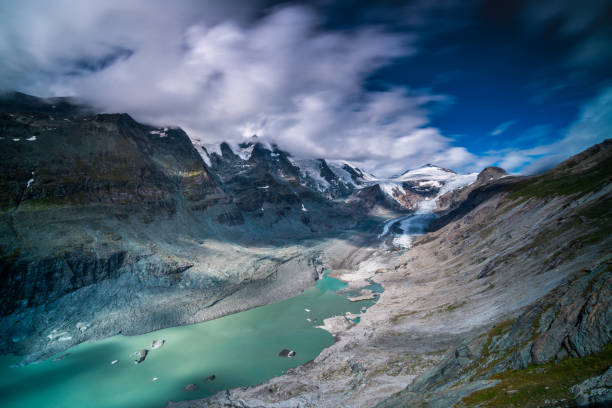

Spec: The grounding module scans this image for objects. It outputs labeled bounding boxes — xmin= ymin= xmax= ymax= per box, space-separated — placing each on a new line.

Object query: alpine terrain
xmin=0 ymin=92 xmax=611 ymax=408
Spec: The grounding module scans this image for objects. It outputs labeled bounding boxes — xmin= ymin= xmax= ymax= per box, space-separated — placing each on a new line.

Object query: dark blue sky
xmin=321 ymin=0 xmax=612 ymax=169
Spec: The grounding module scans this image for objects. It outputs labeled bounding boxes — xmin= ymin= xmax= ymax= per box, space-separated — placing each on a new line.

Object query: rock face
xmin=435 ymin=166 xmax=509 ymax=215
xmin=0 ymin=91 xmax=228 ymax=317
xmin=194 ymin=138 xmax=362 ymax=232
xmin=378 ymin=257 xmax=612 ymax=407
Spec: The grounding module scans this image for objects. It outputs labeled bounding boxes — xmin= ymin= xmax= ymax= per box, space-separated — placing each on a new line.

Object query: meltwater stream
xmin=0 ymin=274 xmax=382 ymax=408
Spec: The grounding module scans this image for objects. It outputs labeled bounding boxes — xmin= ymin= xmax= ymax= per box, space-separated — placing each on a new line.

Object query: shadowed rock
xmin=133 ymin=349 xmax=148 ymax=364
xmin=183 ymin=383 xmax=199 ymax=392
xmin=278 ymin=349 xmax=296 ymax=358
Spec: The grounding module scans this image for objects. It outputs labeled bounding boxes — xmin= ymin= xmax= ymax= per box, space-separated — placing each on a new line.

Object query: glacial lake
xmin=0 ymin=274 xmax=381 ymax=408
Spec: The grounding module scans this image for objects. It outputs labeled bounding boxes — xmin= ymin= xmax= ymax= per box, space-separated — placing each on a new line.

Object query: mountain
xmin=189 ymin=139 xmax=611 ymax=408
xmin=4 ymin=92 xmax=609 ymax=408
xmin=190 ymin=136 xmax=481 ymax=215
xmin=0 ymin=93 xmax=487 ymax=364
xmin=0 ymin=92 xmax=356 ymax=362
xmin=191 ymin=135 xmax=372 ymax=199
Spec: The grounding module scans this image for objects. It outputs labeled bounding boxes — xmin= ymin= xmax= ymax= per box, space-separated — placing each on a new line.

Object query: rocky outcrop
xmin=476 ymin=166 xmax=508 ymax=183
xmin=0 ymin=92 xmax=232 ymax=316
xmin=204 ymin=139 xmax=356 ymax=231
xmin=571 ymin=366 xmax=612 ymax=406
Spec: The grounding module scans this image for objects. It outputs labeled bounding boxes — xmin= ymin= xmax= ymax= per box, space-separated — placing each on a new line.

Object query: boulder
xmin=278 ymin=349 xmax=296 ymax=358
xmin=133 ymin=349 xmax=148 ymax=364
xmin=151 ymin=339 xmax=165 ymax=350
xmin=184 ymin=383 xmax=199 ymax=392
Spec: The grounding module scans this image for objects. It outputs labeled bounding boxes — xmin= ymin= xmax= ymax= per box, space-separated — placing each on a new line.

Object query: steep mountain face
xmin=194 ymin=137 xmax=367 ymax=200
xmin=0 ymin=93 xmax=230 ymax=316
xmin=193 ymin=137 xmax=481 ymax=216
xmin=181 ymin=139 xmax=611 ymax=408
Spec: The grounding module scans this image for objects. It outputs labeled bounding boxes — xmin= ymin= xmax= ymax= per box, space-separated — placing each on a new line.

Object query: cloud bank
xmin=0 ymin=0 xmax=477 ymax=176
xmin=485 ymin=86 xmax=612 ymax=174
xmin=0 ymin=0 xmax=608 ymax=177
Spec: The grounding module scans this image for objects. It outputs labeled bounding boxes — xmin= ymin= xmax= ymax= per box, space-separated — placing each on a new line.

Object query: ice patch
xmin=227 ymin=142 xmax=254 ymax=161
xmin=379 ymin=182 xmax=406 ymax=199
xmin=189 ymin=138 xmax=213 ymax=166
xmin=47 ymin=329 xmax=71 ymax=341
xmin=149 ymin=129 xmax=168 ymax=138
xmin=418 ymin=180 xmax=441 ymax=188
xmin=290 ymin=158 xmax=331 ymax=192
xmin=201 ymin=151 xmax=212 ymax=167
xmin=204 ymin=143 xmax=223 ymax=156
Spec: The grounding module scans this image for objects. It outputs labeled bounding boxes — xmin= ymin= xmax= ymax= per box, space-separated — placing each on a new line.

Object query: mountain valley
xmin=0 ymin=92 xmax=611 ymax=407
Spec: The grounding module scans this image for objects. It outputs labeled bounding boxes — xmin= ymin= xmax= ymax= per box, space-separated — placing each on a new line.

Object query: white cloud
xmin=0 ymin=1 xmax=480 ymax=177
xmin=490 ymin=120 xmax=516 ymax=136
xmin=487 ymin=86 xmax=612 ymax=174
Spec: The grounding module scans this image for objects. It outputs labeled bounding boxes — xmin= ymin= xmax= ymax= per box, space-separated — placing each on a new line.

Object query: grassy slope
xmin=462 ymin=343 xmax=612 ymax=407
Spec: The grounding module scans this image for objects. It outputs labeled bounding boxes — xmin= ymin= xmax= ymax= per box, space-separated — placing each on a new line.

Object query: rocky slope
xmin=172 ymin=139 xmax=611 ymax=407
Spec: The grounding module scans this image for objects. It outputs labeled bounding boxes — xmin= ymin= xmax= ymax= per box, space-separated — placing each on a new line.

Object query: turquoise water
xmin=0 ymin=274 xmax=380 ymax=408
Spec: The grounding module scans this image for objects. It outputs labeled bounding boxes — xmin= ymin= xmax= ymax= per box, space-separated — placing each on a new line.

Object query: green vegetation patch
xmin=462 ymin=343 xmax=612 ymax=407
xmin=509 ymin=157 xmax=612 ymax=199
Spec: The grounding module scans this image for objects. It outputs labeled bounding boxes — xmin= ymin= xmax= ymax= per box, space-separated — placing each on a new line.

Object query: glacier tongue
xmin=384 ymin=171 xmax=478 ymax=248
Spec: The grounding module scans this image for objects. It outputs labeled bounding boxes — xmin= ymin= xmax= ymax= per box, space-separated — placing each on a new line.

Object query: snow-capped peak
xmin=391 ymin=164 xmax=456 ymax=182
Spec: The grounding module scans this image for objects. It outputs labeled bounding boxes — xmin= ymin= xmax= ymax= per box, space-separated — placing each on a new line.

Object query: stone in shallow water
xmin=133 ymin=349 xmax=148 ymax=364
xmin=204 ymin=374 xmax=216 ymax=382
xmin=183 ymin=383 xmax=199 ymax=391
xmin=151 ymin=339 xmax=165 ymax=349
xmin=52 ymin=353 xmax=69 ymax=362
xmin=278 ymin=349 xmax=296 ymax=357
